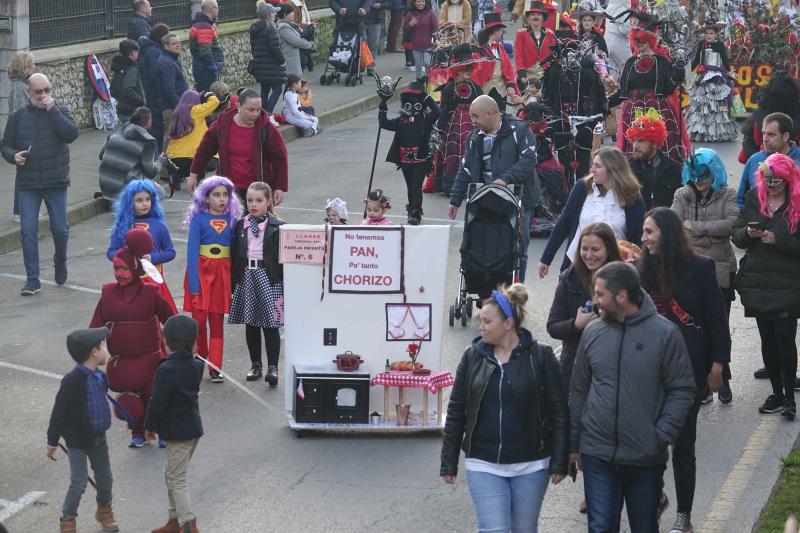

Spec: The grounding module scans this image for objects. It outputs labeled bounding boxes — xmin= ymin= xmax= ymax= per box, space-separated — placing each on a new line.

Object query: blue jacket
xmin=540 ymin=181 xmax=646 ymax=271
xmin=155 ymin=49 xmax=188 ymax=111
xmin=1 ymin=104 xmax=79 ymax=190
xmin=145 ymin=351 xmax=204 ymax=441
xmin=738 ymin=143 xmax=800 ymax=207
xmin=138 ymin=36 xmax=162 ymax=109
xmin=127 ymin=13 xmax=151 ymax=40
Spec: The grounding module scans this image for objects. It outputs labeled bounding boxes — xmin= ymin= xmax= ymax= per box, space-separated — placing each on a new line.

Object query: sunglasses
xmin=31 ymin=87 xmax=51 ymax=95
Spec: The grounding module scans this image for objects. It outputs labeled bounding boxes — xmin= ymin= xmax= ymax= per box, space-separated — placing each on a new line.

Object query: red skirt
xmin=443 ymin=102 xmax=473 ymax=176
xmin=183 ymin=256 xmax=231 ymax=314
xmin=617 ymin=90 xmax=690 ymax=161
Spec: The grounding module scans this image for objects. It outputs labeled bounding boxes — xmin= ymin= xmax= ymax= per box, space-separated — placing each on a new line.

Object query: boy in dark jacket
xmin=146 ymin=315 xmax=204 ymax=533
xmin=110 ymin=39 xmax=146 ymax=124
xmin=47 ymin=327 xmax=120 ymax=533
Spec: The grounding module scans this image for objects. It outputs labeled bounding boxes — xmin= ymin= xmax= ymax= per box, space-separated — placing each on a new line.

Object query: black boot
xmin=265 ymin=365 xmax=279 ymax=386
xmin=246 ymin=362 xmax=262 ymax=381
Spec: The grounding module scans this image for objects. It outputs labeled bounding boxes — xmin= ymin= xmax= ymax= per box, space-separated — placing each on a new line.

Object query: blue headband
xmin=491 ymin=290 xmax=514 ymax=320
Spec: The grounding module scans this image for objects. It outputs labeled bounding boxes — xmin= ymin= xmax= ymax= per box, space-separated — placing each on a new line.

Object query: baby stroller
xmin=449 ymin=183 xmax=522 ymax=327
xmin=320 ymin=17 xmax=364 ymax=87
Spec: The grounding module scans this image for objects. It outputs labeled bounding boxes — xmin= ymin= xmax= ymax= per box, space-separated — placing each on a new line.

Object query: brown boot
xmin=152 ymin=518 xmax=181 ymax=533
xmin=181 ymin=518 xmax=199 ymax=533
xmin=60 ymin=516 xmax=77 ymax=533
xmin=95 ymin=504 xmax=120 ymax=532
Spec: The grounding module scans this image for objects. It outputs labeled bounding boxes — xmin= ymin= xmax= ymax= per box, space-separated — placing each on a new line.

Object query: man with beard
xmin=569 ymin=261 xmax=695 ymax=532
xmin=625 ymin=109 xmax=682 ymax=210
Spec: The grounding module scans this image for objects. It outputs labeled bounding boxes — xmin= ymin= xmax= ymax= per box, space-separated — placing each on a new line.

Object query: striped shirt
xmin=479 ymin=130 xmax=497 ymax=183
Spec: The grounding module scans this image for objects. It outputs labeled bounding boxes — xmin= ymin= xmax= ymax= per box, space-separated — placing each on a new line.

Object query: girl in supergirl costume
xmin=107 ymin=179 xmax=177 ymax=314
xmin=229 ymin=182 xmax=286 ymax=386
xmin=184 ymin=175 xmax=242 ymax=383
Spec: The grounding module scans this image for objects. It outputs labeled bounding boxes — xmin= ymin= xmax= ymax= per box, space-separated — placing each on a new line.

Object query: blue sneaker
xmin=129 ymin=436 xmax=146 ymax=448
xmin=20 ymin=279 xmax=41 ymax=296
xmin=158 ymin=439 xmax=166 ymax=448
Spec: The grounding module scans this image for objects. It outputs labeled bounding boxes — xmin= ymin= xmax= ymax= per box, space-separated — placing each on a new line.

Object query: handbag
xmin=360 ymin=40 xmax=375 ymax=69
xmin=247 ymin=59 xmax=256 ymax=76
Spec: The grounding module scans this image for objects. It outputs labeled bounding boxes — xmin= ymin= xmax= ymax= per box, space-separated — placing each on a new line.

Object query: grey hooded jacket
xmin=98 ymin=123 xmax=160 ymax=200
xmin=569 ymin=293 xmax=696 ymax=467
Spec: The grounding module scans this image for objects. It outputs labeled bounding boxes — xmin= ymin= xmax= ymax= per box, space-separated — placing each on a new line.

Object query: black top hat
xmin=525 ymin=0 xmax=550 ymax=17
xmin=483 ymin=12 xmax=506 ymax=30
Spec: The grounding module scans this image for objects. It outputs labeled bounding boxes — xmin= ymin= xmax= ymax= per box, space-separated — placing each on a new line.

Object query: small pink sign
xmin=279 ymin=229 xmax=327 ymax=265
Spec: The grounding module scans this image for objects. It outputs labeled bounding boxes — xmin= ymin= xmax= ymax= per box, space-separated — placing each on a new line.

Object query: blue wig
xmin=682 ymin=148 xmax=729 ymax=190
xmin=111 ymin=179 xmax=166 ymax=245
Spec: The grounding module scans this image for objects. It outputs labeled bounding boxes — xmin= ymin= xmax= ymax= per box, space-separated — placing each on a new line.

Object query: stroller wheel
xmin=454 ymin=305 xmax=461 ymax=319
xmin=466 ymin=299 xmax=473 ymax=318
xmin=319 ymin=74 xmax=327 ymax=86
xmin=461 ymin=306 xmax=468 ymax=327
xmin=448 ymin=305 xmax=455 ymax=327
xmin=351 ymin=77 xmax=359 ymax=87
xmin=475 ymin=298 xmax=483 ymax=310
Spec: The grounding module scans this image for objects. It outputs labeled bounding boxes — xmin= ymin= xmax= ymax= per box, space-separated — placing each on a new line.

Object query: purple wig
xmin=184 ymin=175 xmax=243 ymax=229
xmin=168 ymin=90 xmax=201 ymax=139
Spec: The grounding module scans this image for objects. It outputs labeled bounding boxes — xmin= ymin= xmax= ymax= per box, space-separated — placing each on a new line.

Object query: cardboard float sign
xmin=328 ymin=226 xmax=404 ymax=293
xmin=279 ymin=229 xmax=327 ymax=265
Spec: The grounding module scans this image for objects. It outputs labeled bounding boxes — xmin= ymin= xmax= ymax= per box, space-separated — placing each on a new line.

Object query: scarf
xmin=249 ymin=214 xmax=268 ymax=237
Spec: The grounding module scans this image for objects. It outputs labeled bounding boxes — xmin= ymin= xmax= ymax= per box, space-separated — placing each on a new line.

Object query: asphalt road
xmin=0 ymin=110 xmax=797 ymax=533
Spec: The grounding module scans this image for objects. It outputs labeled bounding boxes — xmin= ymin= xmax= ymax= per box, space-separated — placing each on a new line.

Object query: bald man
xmin=1 ymin=73 xmax=79 ymax=295
xmin=190 ymin=0 xmax=224 ymax=91
xmin=448 ymin=95 xmax=540 ymax=281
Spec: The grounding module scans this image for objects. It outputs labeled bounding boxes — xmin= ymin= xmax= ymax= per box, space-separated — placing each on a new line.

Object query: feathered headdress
xmin=625 ymin=107 xmax=667 ymax=147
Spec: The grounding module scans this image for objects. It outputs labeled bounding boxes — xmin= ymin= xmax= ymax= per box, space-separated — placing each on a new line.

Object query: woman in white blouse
xmin=538 ymin=147 xmax=646 ymax=277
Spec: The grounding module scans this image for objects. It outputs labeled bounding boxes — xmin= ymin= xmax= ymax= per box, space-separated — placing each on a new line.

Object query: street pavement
xmin=1 ymin=65 xmax=799 ymax=533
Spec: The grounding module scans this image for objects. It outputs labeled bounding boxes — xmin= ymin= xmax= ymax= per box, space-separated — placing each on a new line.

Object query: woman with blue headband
xmin=671 ymin=147 xmax=738 ymax=404
xmin=440 ymin=283 xmax=568 ymax=532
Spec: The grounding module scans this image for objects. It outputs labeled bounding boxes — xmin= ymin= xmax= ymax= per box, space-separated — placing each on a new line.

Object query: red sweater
xmin=190 ymin=107 xmax=289 ymax=192
xmin=472 ymin=42 xmax=517 ymax=89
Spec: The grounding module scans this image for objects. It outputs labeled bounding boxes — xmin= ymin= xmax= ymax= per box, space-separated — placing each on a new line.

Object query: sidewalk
xmin=0 ymin=49 xmax=411 ymax=254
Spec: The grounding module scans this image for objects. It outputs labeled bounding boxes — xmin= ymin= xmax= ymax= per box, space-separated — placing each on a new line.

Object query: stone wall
xmin=33 ymin=13 xmax=336 ymax=129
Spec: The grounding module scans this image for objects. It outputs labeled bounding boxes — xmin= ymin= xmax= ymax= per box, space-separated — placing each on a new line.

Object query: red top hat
xmin=483 ymin=12 xmax=506 ymax=30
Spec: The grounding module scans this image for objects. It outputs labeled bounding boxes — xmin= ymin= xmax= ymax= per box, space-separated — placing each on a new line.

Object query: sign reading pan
xmin=328 ymin=226 xmax=404 ymax=294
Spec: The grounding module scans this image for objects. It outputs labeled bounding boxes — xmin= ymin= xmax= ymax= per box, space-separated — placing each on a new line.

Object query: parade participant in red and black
xmin=379 ymin=80 xmax=440 ymax=224
xmin=638 ymin=207 xmax=731 ymax=533
xmin=441 ymin=283 xmax=568 ymax=533
xmin=432 ymin=44 xmax=484 ymax=195
xmin=229 ymin=182 xmax=285 ymax=386
xmin=184 ymin=176 xmax=242 ymax=383
xmin=625 ymin=108 xmax=682 ymax=209
xmin=575 ymin=1 xmax=608 ymax=58
xmin=608 ymin=14 xmax=689 ymax=162
xmin=732 ymin=153 xmax=800 ymax=420
xmin=90 ymin=228 xmax=175 ymax=448
xmin=672 ymin=148 xmax=739 ymax=404
xmin=187 ymin=88 xmax=288 ymax=206
xmin=472 ymin=13 xmax=517 ymax=113
xmin=514 ymin=1 xmax=557 ymax=85
xmin=106 ymin=179 xmax=177 ymax=314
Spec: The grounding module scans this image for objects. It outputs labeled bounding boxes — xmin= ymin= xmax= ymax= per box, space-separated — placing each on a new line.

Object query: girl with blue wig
xmin=671 ymin=147 xmax=738 ymax=403
xmin=107 ymin=179 xmax=177 ymax=314
xmin=183 ymin=176 xmax=242 ymax=383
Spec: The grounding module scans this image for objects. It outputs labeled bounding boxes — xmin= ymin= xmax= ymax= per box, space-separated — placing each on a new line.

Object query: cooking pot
xmin=333 ymin=351 xmax=364 ymax=372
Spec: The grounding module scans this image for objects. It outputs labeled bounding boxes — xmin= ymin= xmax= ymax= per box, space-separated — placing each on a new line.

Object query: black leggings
xmin=756 ymin=316 xmax=798 ymax=401
xmin=245 ymin=325 xmax=281 ymax=367
xmin=402 ymin=163 xmax=426 ymax=218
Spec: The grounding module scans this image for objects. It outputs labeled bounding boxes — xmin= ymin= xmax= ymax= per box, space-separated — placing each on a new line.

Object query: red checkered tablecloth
xmin=370 ymin=370 xmax=455 ymax=393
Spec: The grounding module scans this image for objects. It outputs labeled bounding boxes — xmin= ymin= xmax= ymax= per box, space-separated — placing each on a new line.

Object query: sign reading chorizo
xmin=279 ymin=229 xmax=327 ymax=265
xmin=329 ymin=227 xmax=404 ymax=293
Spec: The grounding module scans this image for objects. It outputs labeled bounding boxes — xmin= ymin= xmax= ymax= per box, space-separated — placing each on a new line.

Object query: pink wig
xmin=183 ymin=175 xmax=243 ymax=229
xmin=757 ymin=153 xmax=800 ymax=234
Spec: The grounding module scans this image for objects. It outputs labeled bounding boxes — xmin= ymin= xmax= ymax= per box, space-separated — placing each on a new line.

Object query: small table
xmin=370 ymin=370 xmax=455 ymax=426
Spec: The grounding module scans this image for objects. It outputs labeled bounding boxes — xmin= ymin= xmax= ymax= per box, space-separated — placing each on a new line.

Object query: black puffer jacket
xmin=250 ymin=19 xmax=287 ymax=85
xmin=231 ymin=214 xmax=285 ymax=287
xmin=547 ymin=266 xmax=590 ymax=390
xmin=110 ymin=54 xmax=145 ymax=116
xmin=440 ymin=328 xmax=569 ymax=477
xmin=1 ymin=104 xmax=79 ymax=190
xmin=732 ymin=190 xmax=800 ymax=317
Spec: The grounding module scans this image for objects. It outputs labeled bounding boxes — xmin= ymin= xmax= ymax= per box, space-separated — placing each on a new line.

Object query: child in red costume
xmin=90 ymin=228 xmax=175 ymax=448
xmin=183 ymin=175 xmax=242 ymax=383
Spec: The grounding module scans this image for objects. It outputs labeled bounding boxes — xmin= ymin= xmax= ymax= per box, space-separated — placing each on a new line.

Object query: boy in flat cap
xmin=47 ymin=327 xmax=120 ymax=533
xmin=146 ymin=315 xmax=204 ymax=533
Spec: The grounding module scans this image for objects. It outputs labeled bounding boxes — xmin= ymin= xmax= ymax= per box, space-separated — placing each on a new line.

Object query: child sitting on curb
xmin=282 ymin=74 xmax=320 ymax=137
xmin=47 ymin=327 xmax=120 ymax=533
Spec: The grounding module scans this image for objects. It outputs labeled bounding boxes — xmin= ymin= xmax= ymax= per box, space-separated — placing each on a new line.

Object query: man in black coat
xmin=110 ymin=39 xmax=146 ymax=123
xmin=1 ymin=73 xmax=78 ymax=296
xmin=625 ymin=111 xmax=682 ymax=209
xmin=145 ymin=315 xmax=204 ymax=533
xmin=128 ymin=0 xmax=152 ymax=40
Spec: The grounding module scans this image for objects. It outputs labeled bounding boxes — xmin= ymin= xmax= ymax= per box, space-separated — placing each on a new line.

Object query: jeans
xmin=366 ymin=22 xmax=384 ymax=58
xmin=192 ymin=64 xmax=218 ymax=92
xmin=261 ymin=83 xmax=284 ymax=114
xmin=466 ymin=469 xmax=549 ymax=533
xmin=582 ymin=454 xmax=665 ymax=533
xmin=165 ymin=438 xmax=200 ymax=524
xmin=518 ymin=209 xmax=533 ymax=283
xmin=756 ymin=316 xmax=798 ymax=401
xmin=401 ymin=163 xmax=426 ymax=218
xmin=63 ymin=435 xmax=113 ymax=517
xmin=18 ymin=187 xmax=69 ymax=281
xmin=671 ymin=387 xmax=702 ymax=513
xmin=412 ymin=49 xmax=429 ymax=81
